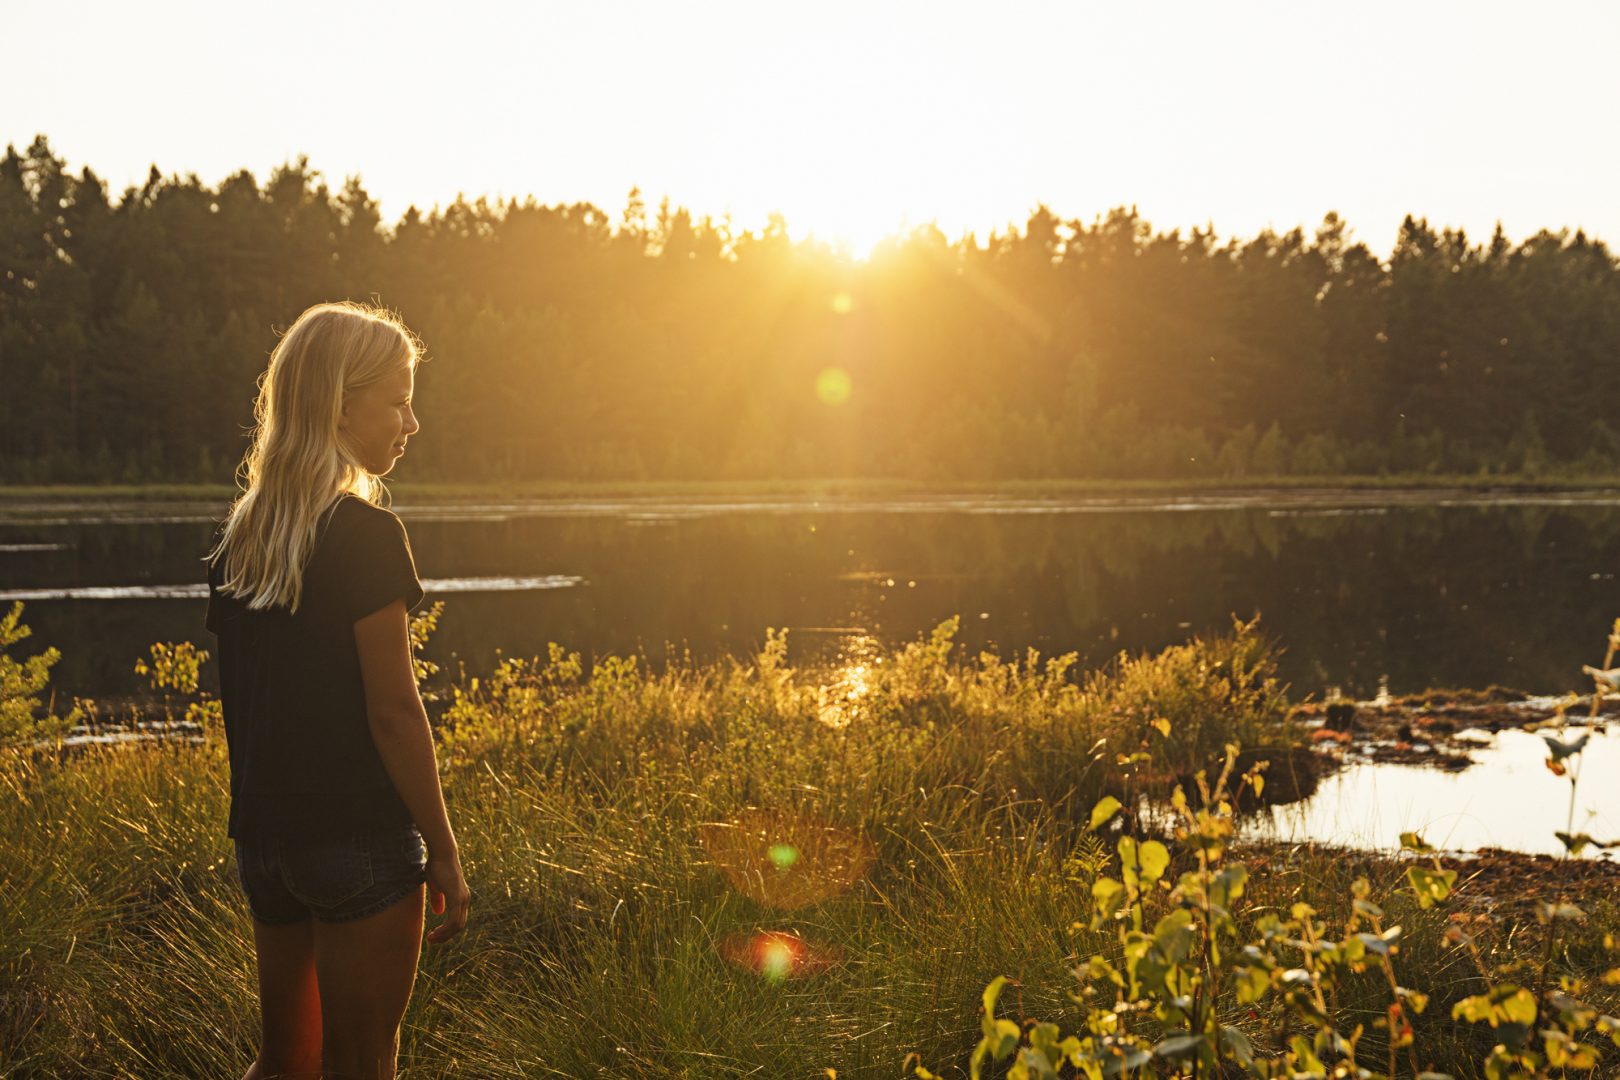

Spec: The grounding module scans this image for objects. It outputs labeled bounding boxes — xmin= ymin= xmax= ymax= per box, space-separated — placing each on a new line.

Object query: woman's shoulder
xmin=322 ymin=494 xmax=413 ymax=561
xmin=327 ymin=493 xmax=408 ymax=533
xmin=317 ymin=493 xmax=423 ymax=616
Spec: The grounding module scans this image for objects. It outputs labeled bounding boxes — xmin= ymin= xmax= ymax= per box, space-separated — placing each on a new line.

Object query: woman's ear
xmin=337 ymin=395 xmax=351 ymax=430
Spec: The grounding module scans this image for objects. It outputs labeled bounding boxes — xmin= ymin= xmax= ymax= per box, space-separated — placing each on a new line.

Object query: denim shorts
xmin=234 ymin=824 xmax=428 ymax=925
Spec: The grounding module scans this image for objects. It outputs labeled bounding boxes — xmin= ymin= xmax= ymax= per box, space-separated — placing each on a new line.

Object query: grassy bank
xmin=5 ymin=472 xmax=1620 ymax=505
xmin=3 ymin=619 xmax=1618 ymax=1077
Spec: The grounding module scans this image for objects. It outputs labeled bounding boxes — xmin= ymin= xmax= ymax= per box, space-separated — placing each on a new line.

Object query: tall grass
xmin=0 ymin=615 xmax=1610 ymax=1077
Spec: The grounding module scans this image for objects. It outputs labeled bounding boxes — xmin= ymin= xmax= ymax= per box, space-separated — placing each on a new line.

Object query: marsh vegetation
xmin=6 ymin=607 xmax=1620 ymax=1077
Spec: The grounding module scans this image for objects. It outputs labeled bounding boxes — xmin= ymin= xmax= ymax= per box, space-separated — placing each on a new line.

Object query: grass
xmin=2 ymin=618 xmax=1617 ymax=1077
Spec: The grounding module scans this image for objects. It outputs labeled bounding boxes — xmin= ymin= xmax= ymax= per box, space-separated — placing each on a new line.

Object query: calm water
xmin=5 ymin=491 xmax=1620 ymax=704
xmin=1255 ymin=726 xmax=1620 ymax=857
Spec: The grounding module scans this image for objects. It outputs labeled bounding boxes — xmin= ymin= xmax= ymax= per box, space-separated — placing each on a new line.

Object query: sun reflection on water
xmin=815 ymin=633 xmax=882 ymax=729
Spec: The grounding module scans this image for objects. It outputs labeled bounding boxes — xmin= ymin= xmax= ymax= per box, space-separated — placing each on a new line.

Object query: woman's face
xmin=340 ymin=365 xmax=419 ymax=475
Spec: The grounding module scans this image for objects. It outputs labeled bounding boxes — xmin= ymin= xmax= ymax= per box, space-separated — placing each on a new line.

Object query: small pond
xmin=1253 ymin=724 xmax=1620 ymax=858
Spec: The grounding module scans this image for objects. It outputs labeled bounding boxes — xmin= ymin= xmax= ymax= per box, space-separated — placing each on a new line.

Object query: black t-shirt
xmin=206 ymin=493 xmax=425 ymax=841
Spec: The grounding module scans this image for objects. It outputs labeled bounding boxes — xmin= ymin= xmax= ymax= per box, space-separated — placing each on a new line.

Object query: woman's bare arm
xmin=354 ymin=598 xmax=470 ymax=941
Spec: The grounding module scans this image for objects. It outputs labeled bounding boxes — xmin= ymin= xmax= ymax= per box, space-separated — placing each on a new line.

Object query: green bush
xmin=0 ymin=602 xmax=77 ymax=745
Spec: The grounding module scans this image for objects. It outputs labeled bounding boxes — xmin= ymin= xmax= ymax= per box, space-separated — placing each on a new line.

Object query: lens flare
xmin=830 ymin=292 xmax=855 ymax=315
xmin=815 ymin=367 xmax=853 ymax=406
xmin=719 ymin=930 xmax=839 ymax=982
xmin=699 ymin=809 xmax=876 ymax=909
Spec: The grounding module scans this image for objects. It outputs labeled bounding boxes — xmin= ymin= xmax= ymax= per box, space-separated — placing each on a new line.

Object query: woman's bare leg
xmin=242 ymin=916 xmax=322 ymax=1080
xmin=311 ymin=886 xmax=425 ymax=1080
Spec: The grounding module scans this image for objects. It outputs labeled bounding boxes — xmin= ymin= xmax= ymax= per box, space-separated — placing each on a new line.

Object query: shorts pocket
xmin=282 ymin=833 xmax=376 ymax=909
xmin=373 ymin=826 xmax=428 ymax=883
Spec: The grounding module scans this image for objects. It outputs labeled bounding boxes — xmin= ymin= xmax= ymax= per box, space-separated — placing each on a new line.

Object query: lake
xmin=5 ymin=490 xmax=1620 ymax=705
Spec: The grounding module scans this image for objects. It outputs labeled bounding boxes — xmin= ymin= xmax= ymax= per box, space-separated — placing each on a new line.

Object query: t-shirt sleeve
xmin=341 ymin=510 xmax=425 ymax=622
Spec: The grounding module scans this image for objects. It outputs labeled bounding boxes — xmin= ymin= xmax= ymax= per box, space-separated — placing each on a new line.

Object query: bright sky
xmin=6 ymin=0 xmax=1618 ymax=255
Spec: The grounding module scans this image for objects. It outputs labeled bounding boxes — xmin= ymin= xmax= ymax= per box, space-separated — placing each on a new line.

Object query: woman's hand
xmin=425 ymin=852 xmax=470 ymax=943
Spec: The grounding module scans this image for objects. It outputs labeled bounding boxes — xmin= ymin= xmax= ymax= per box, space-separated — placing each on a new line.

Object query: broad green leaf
xmin=1117 ymin=835 xmax=1138 ymax=867
xmin=1220 ymin=1025 xmax=1255 ymax=1066
xmin=1212 ymin=863 xmax=1248 ymax=907
xmin=981 ymin=975 xmax=1008 ymax=1018
xmin=1012 ymin=1045 xmax=1059 ymax=1080
xmin=1397 ymin=986 xmax=1430 ymax=1015
xmin=1085 ymin=953 xmax=1124 ymax=987
xmin=1399 ymin=830 xmax=1434 ymax=852
xmin=986 ymin=1018 xmax=1020 ymax=1061
xmin=1027 ymin=1022 xmax=1063 ymax=1059
xmin=969 ymin=1039 xmax=990 ymax=1080
xmin=1138 ymin=840 xmax=1170 ymax=885
xmin=1091 ymin=877 xmax=1125 ymax=927
xmin=1497 ymin=987 xmax=1537 ymax=1026
xmin=1406 ymin=864 xmax=1457 ymax=909
xmin=1089 ymin=796 xmax=1122 ymax=831
xmin=1452 ymin=984 xmax=1537 ymax=1028
xmin=1151 ymin=909 xmax=1197 ymax=963
xmin=1233 ymin=964 xmax=1270 ymax=1003
xmin=1288 ymin=1034 xmax=1326 ymax=1073
xmin=1543 ymin=1029 xmax=1599 ymax=1069
xmin=1452 ymin=993 xmax=1494 ymax=1024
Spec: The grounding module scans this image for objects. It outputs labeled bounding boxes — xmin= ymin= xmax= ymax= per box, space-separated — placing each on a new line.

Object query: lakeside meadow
xmin=10 ymin=6 xmax=1620 ymax=1076
xmin=8 ymin=606 xmax=1620 ymax=1078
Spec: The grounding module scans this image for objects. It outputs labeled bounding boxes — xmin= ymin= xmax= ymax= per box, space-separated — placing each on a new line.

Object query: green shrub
xmin=0 ymin=602 xmax=77 ymax=745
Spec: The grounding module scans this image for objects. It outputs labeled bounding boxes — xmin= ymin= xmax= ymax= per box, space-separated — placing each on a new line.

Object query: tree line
xmin=3 ymin=134 xmax=1618 ymax=484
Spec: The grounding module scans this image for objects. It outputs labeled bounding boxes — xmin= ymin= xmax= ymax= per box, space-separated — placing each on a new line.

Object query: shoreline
xmin=5 ymin=472 xmax=1620 ymax=504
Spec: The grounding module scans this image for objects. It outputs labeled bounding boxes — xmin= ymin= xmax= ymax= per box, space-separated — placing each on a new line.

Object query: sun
xmin=780 ymin=202 xmax=907 ymax=260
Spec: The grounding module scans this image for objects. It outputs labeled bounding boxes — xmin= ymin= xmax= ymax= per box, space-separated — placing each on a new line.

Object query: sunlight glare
xmin=815 ymin=367 xmax=853 ymax=406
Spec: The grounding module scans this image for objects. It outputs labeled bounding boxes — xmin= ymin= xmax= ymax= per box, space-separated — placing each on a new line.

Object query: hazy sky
xmin=6 ymin=0 xmax=1617 ymax=254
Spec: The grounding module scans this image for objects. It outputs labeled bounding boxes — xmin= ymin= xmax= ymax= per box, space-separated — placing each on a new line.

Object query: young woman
xmin=206 ymin=301 xmax=471 ymax=1080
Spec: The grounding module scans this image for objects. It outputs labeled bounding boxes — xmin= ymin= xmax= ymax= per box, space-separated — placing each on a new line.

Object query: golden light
xmin=719 ymin=929 xmax=839 ymax=982
xmin=817 ymin=661 xmax=871 ymax=729
xmin=699 ymin=809 xmax=876 ymax=910
xmin=815 ymin=367 xmax=853 ymax=406
xmin=830 ymin=292 xmax=855 ymax=315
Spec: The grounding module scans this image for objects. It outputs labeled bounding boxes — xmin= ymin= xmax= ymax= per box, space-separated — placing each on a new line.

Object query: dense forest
xmin=3 ymin=134 xmax=1618 ymax=484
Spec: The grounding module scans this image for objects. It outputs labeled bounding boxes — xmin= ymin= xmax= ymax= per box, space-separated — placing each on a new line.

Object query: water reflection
xmin=7 ymin=497 xmax=1620 ymax=701
xmin=814 ymin=633 xmax=881 ymax=729
xmin=0 ymin=575 xmax=585 ymax=602
xmin=1256 ymin=727 xmax=1620 ymax=857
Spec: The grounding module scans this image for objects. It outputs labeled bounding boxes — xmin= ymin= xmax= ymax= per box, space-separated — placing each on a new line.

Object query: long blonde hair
xmin=210 ymin=301 xmax=422 ymax=611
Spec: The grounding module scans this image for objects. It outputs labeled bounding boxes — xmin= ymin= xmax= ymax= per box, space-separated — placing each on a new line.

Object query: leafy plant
xmin=1 ymin=601 xmax=78 ymax=745
xmin=134 ymin=640 xmax=221 ymax=733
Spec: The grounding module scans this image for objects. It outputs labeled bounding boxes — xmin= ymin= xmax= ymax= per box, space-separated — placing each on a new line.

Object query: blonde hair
xmin=210 ymin=301 xmax=422 ymax=611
